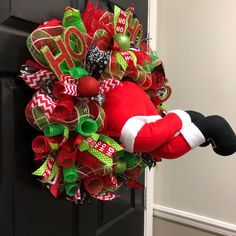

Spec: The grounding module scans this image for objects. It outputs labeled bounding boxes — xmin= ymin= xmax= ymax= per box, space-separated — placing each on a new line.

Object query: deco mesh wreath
xmin=19 ymin=2 xmax=171 ymax=202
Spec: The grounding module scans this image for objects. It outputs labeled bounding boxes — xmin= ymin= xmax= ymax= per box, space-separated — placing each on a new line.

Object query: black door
xmin=0 ymin=1 xmax=148 ymax=235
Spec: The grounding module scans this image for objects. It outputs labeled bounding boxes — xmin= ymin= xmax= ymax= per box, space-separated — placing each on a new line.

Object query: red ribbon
xmin=102 ymin=173 xmax=118 ymax=191
xmin=49 ymin=169 xmax=63 ymax=197
xmin=32 ymin=135 xmax=67 ymax=154
xmin=42 ymin=157 xmax=55 ymax=180
xmin=30 ymin=90 xmax=57 ymax=118
xmin=50 ymin=99 xmax=75 ymax=122
xmin=83 ymin=177 xmax=104 ymax=195
xmin=57 ymin=148 xmax=77 ymax=168
xmin=115 ymin=10 xmax=127 ymax=34
xmin=53 ymin=75 xmax=78 ymax=99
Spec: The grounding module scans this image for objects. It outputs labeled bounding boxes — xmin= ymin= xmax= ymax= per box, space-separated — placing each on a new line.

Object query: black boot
xmin=186 ymin=110 xmax=205 ymax=122
xmin=186 ymin=110 xmax=210 ymax=147
xmin=194 ymin=115 xmax=236 ymax=156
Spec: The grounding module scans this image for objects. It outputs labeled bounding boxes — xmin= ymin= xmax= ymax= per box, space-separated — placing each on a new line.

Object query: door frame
xmin=144 ymin=0 xmax=158 ymax=235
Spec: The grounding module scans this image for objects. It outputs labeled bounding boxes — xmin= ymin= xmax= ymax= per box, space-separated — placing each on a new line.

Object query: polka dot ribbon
xmin=79 ymin=134 xmax=123 ymax=167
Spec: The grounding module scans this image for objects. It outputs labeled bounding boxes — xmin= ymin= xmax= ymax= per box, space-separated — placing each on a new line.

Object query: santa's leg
xmin=120 ymin=109 xmax=192 ymax=153
xmin=194 ymin=115 xmax=236 ymax=156
xmin=150 ymin=110 xmax=211 ymax=160
xmin=151 ymin=115 xmax=236 ymax=159
xmin=186 ymin=110 xmax=205 ymax=123
xmin=186 ymin=110 xmax=210 ymax=147
xmin=150 ymin=122 xmax=206 ymax=160
xmin=150 ymin=134 xmax=193 ymax=160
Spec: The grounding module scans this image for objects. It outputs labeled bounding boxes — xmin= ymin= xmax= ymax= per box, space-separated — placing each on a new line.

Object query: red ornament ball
xmin=77 ymin=76 xmax=100 ymax=97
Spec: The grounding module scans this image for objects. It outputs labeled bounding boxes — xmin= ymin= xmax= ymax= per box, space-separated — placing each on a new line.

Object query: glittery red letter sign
xmin=26 ymin=24 xmax=64 ymax=68
xmin=41 ymin=36 xmax=75 ymax=79
xmin=64 ymin=26 xmax=87 ymax=63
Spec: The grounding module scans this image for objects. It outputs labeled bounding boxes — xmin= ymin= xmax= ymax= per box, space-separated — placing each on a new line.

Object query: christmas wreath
xmin=19 ymin=2 xmax=236 ymax=203
xmin=19 ymin=2 xmax=170 ymax=202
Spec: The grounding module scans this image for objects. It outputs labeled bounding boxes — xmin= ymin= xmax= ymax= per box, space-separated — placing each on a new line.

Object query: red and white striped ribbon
xmin=98 ymin=79 xmax=122 ymax=95
xmin=92 ymin=192 xmax=119 ymax=201
xmin=30 ymin=90 xmax=57 ymax=118
xmin=22 ymin=69 xmax=56 ymax=89
xmin=42 ymin=157 xmax=55 ymax=180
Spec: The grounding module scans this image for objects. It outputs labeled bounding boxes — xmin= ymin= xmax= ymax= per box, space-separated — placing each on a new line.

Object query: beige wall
xmin=154 ymin=0 xmax=236 ymax=230
xmin=153 ymin=217 xmax=220 ymax=236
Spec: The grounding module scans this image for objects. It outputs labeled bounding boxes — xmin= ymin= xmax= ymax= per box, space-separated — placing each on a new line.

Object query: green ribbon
xmin=43 ymin=125 xmax=69 ymax=152
xmin=63 ymin=165 xmax=78 ymax=183
xmin=79 ymin=134 xmax=123 ymax=167
xmin=77 ymin=117 xmax=98 ymax=136
xmin=44 ymin=124 xmax=65 ymax=137
xmin=79 ymin=133 xmax=100 ymax=152
xmin=128 ymin=50 xmax=137 ymax=66
xmin=32 ymin=107 xmax=50 ymax=130
xmin=65 ymin=182 xmax=79 ymax=196
xmin=49 ymin=143 xmax=59 ymax=152
xmin=115 ymin=52 xmax=128 ymax=71
xmin=41 ymin=163 xmax=59 ymax=183
xmin=114 ymin=5 xmax=120 ymax=32
xmin=95 ymin=106 xmax=105 ymax=130
xmin=99 ymin=135 xmax=123 ymax=152
xmin=113 ymin=159 xmax=127 ymax=174
xmin=63 ymin=163 xmax=79 ymax=196
xmin=62 ymin=7 xmax=86 ymax=32
xmin=32 ymin=156 xmax=59 ymax=183
xmin=146 ymin=51 xmax=159 ymax=72
xmin=62 ymin=67 xmax=88 ymax=79
xmin=115 ymin=50 xmax=137 ymax=71
xmin=114 ymin=5 xmax=129 ymax=34
xmin=32 ymin=157 xmax=49 ymax=176
xmin=121 ymin=152 xmax=141 ymax=169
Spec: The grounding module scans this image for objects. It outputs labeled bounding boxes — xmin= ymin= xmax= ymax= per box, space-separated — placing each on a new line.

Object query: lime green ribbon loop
xmin=43 ymin=124 xmax=69 ymax=152
xmin=115 ymin=50 xmax=137 ymax=71
xmin=44 ymin=124 xmax=65 ymax=137
xmin=114 ymin=5 xmax=129 ymax=34
xmin=115 ymin=52 xmax=128 ymax=71
xmin=32 ymin=158 xmax=49 ymax=176
xmin=146 ymin=51 xmax=160 ymax=72
xmin=128 ymin=50 xmax=137 ymax=66
xmin=77 ymin=117 xmax=98 ymax=136
xmin=32 ymin=156 xmax=59 ymax=183
xmin=65 ymin=182 xmax=79 ymax=196
xmin=62 ymin=7 xmax=86 ymax=32
xmin=63 ymin=165 xmax=79 ymax=196
xmin=63 ymin=165 xmax=78 ymax=183
xmin=62 ymin=67 xmax=88 ymax=79
xmin=41 ymin=163 xmax=59 ymax=183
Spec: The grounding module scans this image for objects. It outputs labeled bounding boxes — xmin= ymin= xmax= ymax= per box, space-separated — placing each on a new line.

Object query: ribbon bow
xmin=112 ymin=5 xmax=137 ymax=71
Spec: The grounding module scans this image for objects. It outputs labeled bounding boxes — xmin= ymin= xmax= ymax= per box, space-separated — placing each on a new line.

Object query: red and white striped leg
xmin=120 ymin=110 xmax=192 ymax=153
xmin=151 ymin=123 xmax=206 ymax=160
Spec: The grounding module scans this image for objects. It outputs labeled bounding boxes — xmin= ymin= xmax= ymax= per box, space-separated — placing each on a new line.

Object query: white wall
xmin=154 ymin=0 xmax=236 ymax=225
